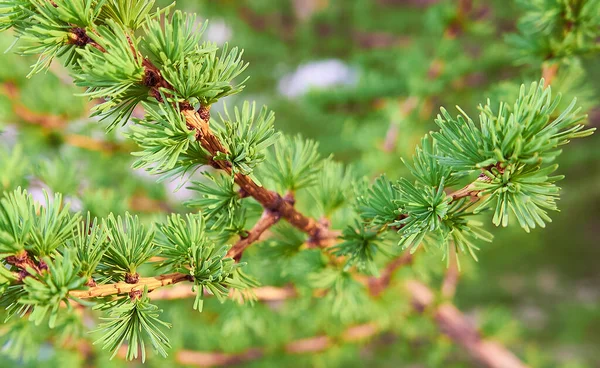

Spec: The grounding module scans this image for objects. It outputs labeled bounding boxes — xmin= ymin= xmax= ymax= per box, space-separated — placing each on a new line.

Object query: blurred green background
xmin=0 ymin=0 xmax=598 ymax=367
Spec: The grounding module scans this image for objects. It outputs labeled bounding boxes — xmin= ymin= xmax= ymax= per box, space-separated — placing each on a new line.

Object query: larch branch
xmin=69 ymin=273 xmax=192 ymax=299
xmin=405 ymin=281 xmax=528 ymax=368
xmin=227 ymin=209 xmax=281 ymax=261
xmin=367 ymin=252 xmax=414 ymax=296
xmin=441 ymin=243 xmax=460 ymax=299
xmin=174 ymin=323 xmax=379 ymax=367
xmin=181 ymin=109 xmax=335 ymax=246
xmin=62 ymin=25 xmax=336 ymax=247
xmin=382 ymin=96 xmax=419 ymax=152
xmin=542 ymin=62 xmax=559 ymax=87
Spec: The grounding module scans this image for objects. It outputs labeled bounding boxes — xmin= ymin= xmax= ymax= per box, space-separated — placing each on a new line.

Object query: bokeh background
xmin=0 ymin=0 xmax=599 ymax=367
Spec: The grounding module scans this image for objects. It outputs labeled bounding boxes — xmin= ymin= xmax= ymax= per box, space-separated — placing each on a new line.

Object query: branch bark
xmin=63 ymin=26 xmax=337 ymax=247
xmin=226 ymin=209 xmax=281 ymax=261
xmin=542 ymin=62 xmax=559 ymax=87
xmin=382 ymin=96 xmax=419 ymax=152
xmin=69 ymin=273 xmax=192 ymax=299
xmin=175 ymin=323 xmax=379 ymax=367
xmin=441 ymin=243 xmax=460 ymax=300
xmin=405 ymin=281 xmax=528 ymax=368
xmin=181 ymin=109 xmax=335 ymax=246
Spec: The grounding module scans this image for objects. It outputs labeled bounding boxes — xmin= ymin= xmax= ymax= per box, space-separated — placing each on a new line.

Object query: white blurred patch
xmin=278 ymin=59 xmax=358 ymax=98
xmin=64 ymin=195 xmax=83 ymax=212
xmin=205 ymin=19 xmax=232 ymax=45
xmin=28 ymin=184 xmax=51 ymax=205
xmin=165 ymin=175 xmax=198 ymax=203
xmin=0 ymin=125 xmax=19 ymax=147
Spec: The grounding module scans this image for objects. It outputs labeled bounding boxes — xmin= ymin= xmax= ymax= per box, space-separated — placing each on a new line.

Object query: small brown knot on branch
xmin=228 ymin=208 xmax=282 ymax=262
xmin=307 ymin=217 xmax=339 ymax=248
xmin=388 ymin=213 xmax=408 ymax=232
xmin=282 ymin=192 xmax=295 ymax=206
xmin=86 ymin=278 xmax=97 ymax=287
xmin=448 ymin=163 xmax=504 ymax=201
xmin=6 ymin=251 xmax=46 ymax=278
xmin=198 ymin=105 xmax=211 ymax=122
xmin=208 ymin=157 xmax=227 ymax=170
xmin=124 ymin=272 xmax=139 ymax=284
xmin=37 ymin=259 xmax=48 ymax=272
xmin=68 ymin=27 xmax=93 ymax=47
xmin=142 ymin=59 xmax=172 ymax=102
xmin=68 ymin=27 xmax=106 ymax=52
xmin=129 ymin=289 xmax=143 ymax=302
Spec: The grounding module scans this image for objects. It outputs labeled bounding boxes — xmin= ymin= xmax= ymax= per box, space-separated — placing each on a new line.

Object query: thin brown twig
xmin=1 ymin=82 xmax=67 ymax=129
xmin=72 ymin=26 xmax=336 ymax=247
xmin=367 ymin=252 xmax=414 ymax=296
xmin=542 ymin=62 xmax=559 ymax=87
xmin=382 ymin=96 xmax=419 ymax=152
xmin=68 ymin=211 xmax=282 ymax=300
xmin=72 ymin=25 xmax=337 ymax=246
xmin=174 ymin=323 xmax=380 ymax=367
xmin=148 ymin=284 xmax=298 ymax=302
xmin=405 ymin=281 xmax=528 ymax=368
xmin=226 ymin=209 xmax=281 ymax=261
xmin=182 ymin=109 xmax=336 ymax=246
xmin=441 ymin=243 xmax=460 ymax=300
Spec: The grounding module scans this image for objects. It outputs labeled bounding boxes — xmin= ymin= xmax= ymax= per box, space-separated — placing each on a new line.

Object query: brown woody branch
xmin=542 ymin=62 xmax=559 ymax=87
xmin=174 ymin=323 xmax=379 ymax=367
xmin=227 ymin=209 xmax=281 ymax=261
xmin=141 ymin=255 xmax=525 ymax=368
xmin=406 ymin=281 xmax=528 ymax=368
xmin=66 ymin=203 xmax=284 ymax=299
xmin=367 ymin=252 xmax=414 ymax=296
xmin=382 ymin=96 xmax=419 ymax=152
xmin=62 ymin=24 xmax=337 ymax=246
xmin=182 ymin=110 xmax=335 ymax=246
xmin=149 ymin=284 xmax=298 ymax=302
xmin=67 ymin=219 xmax=284 ymax=300
xmin=69 ymin=273 xmax=192 ymax=299
xmin=441 ymin=243 xmax=460 ymax=299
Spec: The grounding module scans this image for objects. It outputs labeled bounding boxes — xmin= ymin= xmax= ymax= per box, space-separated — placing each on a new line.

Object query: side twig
xmin=174 ymin=323 xmax=380 ymax=367
xmin=226 ymin=209 xmax=282 ymax=261
xmin=182 ymin=110 xmax=335 ymax=246
xmin=542 ymin=62 xmax=559 ymax=87
xmin=441 ymin=243 xmax=460 ymax=300
xmin=406 ymin=281 xmax=528 ymax=368
xmin=382 ymin=96 xmax=419 ymax=152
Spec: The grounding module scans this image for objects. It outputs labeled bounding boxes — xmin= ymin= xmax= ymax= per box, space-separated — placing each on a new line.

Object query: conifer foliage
xmin=0 ymin=0 xmax=597 ymax=365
